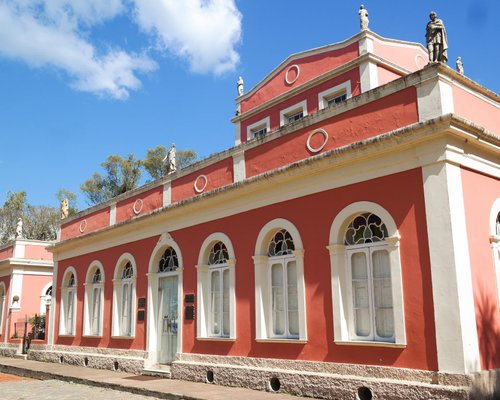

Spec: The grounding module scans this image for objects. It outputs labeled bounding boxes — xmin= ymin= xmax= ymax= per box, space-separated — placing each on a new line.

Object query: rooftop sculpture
xmin=426 ymin=11 xmax=448 ymax=63
xmin=359 ymin=5 xmax=369 ymax=31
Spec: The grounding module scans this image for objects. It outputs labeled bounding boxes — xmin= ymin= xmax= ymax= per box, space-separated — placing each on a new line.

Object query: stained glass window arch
xmin=268 ymin=229 xmax=295 ymax=257
xmin=344 ymin=213 xmax=389 ymax=246
xmin=158 ymin=247 xmax=179 ymax=273
xmin=68 ymin=273 xmax=75 ymax=287
xmin=122 ymin=261 xmax=134 ymax=279
xmin=208 ymin=242 xmax=229 ymax=265
xmin=92 ymin=268 xmax=102 ymax=284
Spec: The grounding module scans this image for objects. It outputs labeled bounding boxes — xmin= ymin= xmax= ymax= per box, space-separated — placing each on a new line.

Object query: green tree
xmin=0 ymin=191 xmax=27 ymax=243
xmin=0 ymin=192 xmax=59 ymax=245
xmin=142 ymin=145 xmax=197 ymax=181
xmin=81 ymin=154 xmax=142 ymax=205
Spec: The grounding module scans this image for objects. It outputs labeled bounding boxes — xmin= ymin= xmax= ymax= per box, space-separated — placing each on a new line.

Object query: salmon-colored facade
xmin=24 ymin=28 xmax=499 ymax=399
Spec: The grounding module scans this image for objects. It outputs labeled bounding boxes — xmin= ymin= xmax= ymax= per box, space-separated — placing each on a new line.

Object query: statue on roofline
xmin=359 ymin=5 xmax=369 ymax=31
xmin=237 ymin=76 xmax=244 ymax=96
xmin=426 ymin=11 xmax=448 ymax=63
xmin=60 ymin=198 xmax=69 ymax=219
xmin=164 ymin=143 xmax=176 ymax=174
xmin=456 ymin=56 xmax=464 ymax=74
xmin=16 ymin=218 xmax=23 ymax=239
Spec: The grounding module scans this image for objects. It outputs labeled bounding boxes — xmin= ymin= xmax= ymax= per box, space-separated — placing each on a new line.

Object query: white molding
xmin=489 ymin=199 xmax=500 ymax=320
xmin=254 ymin=219 xmax=306 ymax=341
xmin=234 ymin=121 xmax=242 ymax=146
xmin=232 ymin=151 xmax=246 ymax=183
xmin=417 ymin=76 xmax=454 ymax=122
xmin=359 ymin=35 xmax=374 ymax=54
xmin=422 ymin=161 xmax=480 ymax=373
xmin=9 ymin=272 xmax=23 ymax=310
xmin=196 ymin=232 xmax=236 ymax=340
xmin=0 ymin=281 xmax=6 ymax=340
xmin=109 ymin=203 xmax=117 ymax=226
xmin=359 ymin=61 xmax=379 ymax=93
xmin=52 ymin=122 xmax=499 ymax=261
xmin=112 ymin=253 xmax=137 ymax=338
xmin=12 ymin=242 xmax=25 ymax=258
xmin=328 ymin=202 xmax=405 ymax=346
xmin=163 ymin=182 xmax=171 ymax=207
xmin=246 ymin=117 xmax=270 ymax=141
xmin=317 ymin=81 xmax=351 ymax=111
xmin=39 ymin=281 xmax=52 ymax=315
xmin=279 ymin=100 xmax=308 ymax=128
xmin=145 ymin=233 xmax=183 ymax=367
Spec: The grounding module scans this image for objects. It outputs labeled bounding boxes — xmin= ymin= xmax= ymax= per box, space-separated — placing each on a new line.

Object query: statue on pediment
xmin=359 ymin=5 xmax=369 ymax=31
xmin=426 ymin=11 xmax=448 ymax=63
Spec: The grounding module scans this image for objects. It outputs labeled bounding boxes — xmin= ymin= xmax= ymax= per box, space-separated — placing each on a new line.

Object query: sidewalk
xmin=0 ymin=356 xmax=307 ymax=400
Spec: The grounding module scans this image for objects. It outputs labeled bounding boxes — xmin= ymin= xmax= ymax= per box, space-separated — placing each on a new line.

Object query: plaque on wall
xmin=184 ymin=294 xmax=195 ymax=303
xmin=185 ymin=305 xmax=195 ymax=320
xmin=137 ymin=310 xmax=145 ymax=321
xmin=138 ymin=298 xmax=146 ymax=308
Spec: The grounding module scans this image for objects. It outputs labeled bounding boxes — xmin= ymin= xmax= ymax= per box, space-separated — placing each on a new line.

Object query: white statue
xmin=15 ymin=218 xmax=23 ymax=239
xmin=167 ymin=143 xmax=176 ymax=174
xmin=456 ymin=56 xmax=464 ymax=74
xmin=237 ymin=76 xmax=244 ymax=96
xmin=61 ymin=198 xmax=69 ymax=219
xmin=359 ymin=5 xmax=369 ymax=31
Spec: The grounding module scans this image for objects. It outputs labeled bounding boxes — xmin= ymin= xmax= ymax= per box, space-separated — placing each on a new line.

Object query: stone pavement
xmin=0 ymin=357 xmax=308 ymax=400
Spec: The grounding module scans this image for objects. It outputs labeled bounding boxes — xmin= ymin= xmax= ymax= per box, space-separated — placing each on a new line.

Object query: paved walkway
xmin=0 ymin=357 xmax=307 ymax=400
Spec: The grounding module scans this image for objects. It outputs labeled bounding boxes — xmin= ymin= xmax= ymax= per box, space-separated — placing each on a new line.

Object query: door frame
xmin=146 ymin=233 xmax=183 ymax=367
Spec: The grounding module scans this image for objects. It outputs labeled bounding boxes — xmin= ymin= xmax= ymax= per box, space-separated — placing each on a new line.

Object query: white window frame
xmin=318 ymin=81 xmax=351 ymax=111
xmin=279 ymin=100 xmax=308 ymax=127
xmin=59 ymin=267 xmax=77 ymax=336
xmin=112 ymin=253 xmax=137 ymax=338
xmin=254 ymin=219 xmax=307 ymax=342
xmin=0 ymin=282 xmax=6 ymax=337
xmin=196 ymin=233 xmax=236 ymax=340
xmin=83 ymin=261 xmax=105 ymax=337
xmin=328 ymin=202 xmax=406 ymax=346
xmin=246 ymin=117 xmax=270 ymax=141
xmin=40 ymin=282 xmax=52 ymax=315
xmin=490 ymin=199 xmax=500 ymax=314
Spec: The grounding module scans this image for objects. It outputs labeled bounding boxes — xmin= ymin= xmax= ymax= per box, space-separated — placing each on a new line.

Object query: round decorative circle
xmin=306 ymin=128 xmax=329 ymax=153
xmin=194 ymin=175 xmax=208 ymax=193
xmin=79 ymin=219 xmax=87 ymax=233
xmin=285 ymin=64 xmax=300 ymax=85
xmin=133 ymin=198 xmax=143 ymax=215
xmin=415 ymin=54 xmax=427 ymax=69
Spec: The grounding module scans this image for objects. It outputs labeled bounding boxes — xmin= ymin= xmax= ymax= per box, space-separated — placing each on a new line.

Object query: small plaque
xmin=185 ymin=305 xmax=195 ymax=320
xmin=184 ymin=294 xmax=195 ymax=303
xmin=137 ymin=310 xmax=145 ymax=321
xmin=138 ymin=298 xmax=146 ymax=308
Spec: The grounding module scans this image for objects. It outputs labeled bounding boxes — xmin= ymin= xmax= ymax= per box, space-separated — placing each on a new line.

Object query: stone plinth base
xmin=27 ymin=344 xmax=146 ymax=374
xmin=171 ymin=354 xmax=472 ymax=400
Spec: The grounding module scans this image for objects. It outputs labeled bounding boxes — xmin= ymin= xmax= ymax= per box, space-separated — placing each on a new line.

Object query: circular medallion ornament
xmin=194 ymin=175 xmax=208 ymax=193
xmin=285 ymin=65 xmax=300 ymax=85
xmin=306 ymin=128 xmax=329 ymax=153
xmin=133 ymin=199 xmax=143 ymax=215
xmin=415 ymin=54 xmax=427 ymax=69
xmin=79 ymin=219 xmax=87 ymax=233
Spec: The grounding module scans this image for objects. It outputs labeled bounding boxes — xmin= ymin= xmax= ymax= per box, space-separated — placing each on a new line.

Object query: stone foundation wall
xmin=171 ymin=354 xmax=471 ymax=400
xmin=27 ymin=344 xmax=146 ymax=374
xmin=0 ymin=343 xmax=20 ymax=357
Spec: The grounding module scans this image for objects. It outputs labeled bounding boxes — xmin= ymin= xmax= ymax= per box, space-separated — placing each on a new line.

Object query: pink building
xmin=27 ymin=28 xmax=500 ymax=399
xmin=0 ymin=239 xmax=53 ymax=354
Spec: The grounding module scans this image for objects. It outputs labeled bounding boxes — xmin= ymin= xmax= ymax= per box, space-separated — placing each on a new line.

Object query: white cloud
xmin=0 ymin=0 xmax=242 ymax=99
xmin=0 ymin=0 xmax=156 ymax=99
xmin=133 ymin=0 xmax=242 ymax=74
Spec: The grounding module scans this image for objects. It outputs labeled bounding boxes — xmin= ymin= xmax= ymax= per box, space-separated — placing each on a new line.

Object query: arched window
xmin=268 ymin=230 xmax=298 ymax=338
xmin=84 ymin=262 xmax=104 ymax=337
xmin=208 ymin=241 xmax=230 ymax=337
xmin=59 ymin=269 xmax=77 ymax=336
xmin=254 ymin=219 xmax=307 ymax=341
xmin=158 ymin=247 xmax=179 ymax=273
xmin=329 ymin=202 xmax=405 ymax=345
xmin=40 ymin=283 xmax=52 ymax=315
xmin=112 ymin=255 xmax=137 ymax=337
xmin=344 ymin=213 xmax=393 ymax=342
xmin=490 ymin=202 xmax=500 ymax=314
xmin=197 ymin=233 xmax=236 ymax=339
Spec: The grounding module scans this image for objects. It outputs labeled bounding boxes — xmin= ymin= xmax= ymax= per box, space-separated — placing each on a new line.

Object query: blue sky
xmin=0 ymin=0 xmax=497 ymax=211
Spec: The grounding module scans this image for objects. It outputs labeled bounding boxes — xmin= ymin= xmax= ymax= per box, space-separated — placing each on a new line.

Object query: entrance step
xmin=142 ymin=364 xmax=171 ymax=379
xmin=13 ymin=354 xmax=27 ymax=360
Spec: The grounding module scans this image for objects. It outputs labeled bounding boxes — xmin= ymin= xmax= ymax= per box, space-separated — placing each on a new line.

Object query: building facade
xmin=29 ymin=29 xmax=499 ymax=399
xmin=0 ymin=239 xmax=53 ymax=354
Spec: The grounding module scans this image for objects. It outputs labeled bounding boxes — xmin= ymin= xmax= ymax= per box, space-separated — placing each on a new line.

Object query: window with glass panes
xmin=208 ymin=241 xmax=230 ymax=337
xmin=90 ymin=268 xmax=102 ymax=336
xmin=63 ymin=272 xmax=76 ymax=335
xmin=345 ymin=213 xmax=394 ymax=342
xmin=268 ymin=229 xmax=298 ymax=338
xmin=120 ymin=262 xmax=134 ymax=336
